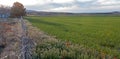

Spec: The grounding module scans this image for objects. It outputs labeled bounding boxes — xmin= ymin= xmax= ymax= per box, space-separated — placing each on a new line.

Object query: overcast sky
xmin=0 ymin=0 xmax=120 ymax=13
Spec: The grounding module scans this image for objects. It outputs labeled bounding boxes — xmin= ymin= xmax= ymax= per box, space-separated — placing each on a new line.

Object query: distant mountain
xmin=26 ymin=10 xmax=76 ymax=16
xmin=26 ymin=10 xmax=120 ymax=16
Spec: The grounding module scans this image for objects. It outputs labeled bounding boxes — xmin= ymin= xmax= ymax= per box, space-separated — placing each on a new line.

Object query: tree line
xmin=0 ymin=2 xmax=26 ymax=18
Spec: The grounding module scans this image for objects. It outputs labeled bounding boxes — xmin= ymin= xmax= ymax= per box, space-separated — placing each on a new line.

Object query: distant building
xmin=0 ymin=5 xmax=10 ymax=18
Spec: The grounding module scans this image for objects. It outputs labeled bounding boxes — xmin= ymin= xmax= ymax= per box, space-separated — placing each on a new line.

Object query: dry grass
xmin=0 ymin=19 xmax=21 ymax=59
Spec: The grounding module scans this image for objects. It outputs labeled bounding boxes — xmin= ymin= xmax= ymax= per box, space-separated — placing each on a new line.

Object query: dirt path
xmin=20 ymin=18 xmax=35 ymax=59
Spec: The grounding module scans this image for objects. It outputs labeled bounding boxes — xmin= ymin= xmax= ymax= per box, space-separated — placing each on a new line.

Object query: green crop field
xmin=25 ymin=16 xmax=120 ymax=58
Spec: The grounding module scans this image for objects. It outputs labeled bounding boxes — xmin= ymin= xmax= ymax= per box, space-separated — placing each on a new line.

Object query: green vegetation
xmin=33 ymin=40 xmax=112 ymax=59
xmin=25 ymin=16 xmax=120 ymax=58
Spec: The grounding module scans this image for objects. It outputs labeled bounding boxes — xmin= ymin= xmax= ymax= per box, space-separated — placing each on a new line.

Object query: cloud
xmin=52 ymin=0 xmax=74 ymax=3
xmin=77 ymin=0 xmax=93 ymax=2
xmin=0 ymin=0 xmax=37 ymax=6
xmin=96 ymin=0 xmax=120 ymax=5
xmin=44 ymin=4 xmax=120 ymax=13
xmin=18 ymin=0 xmax=120 ymax=13
xmin=26 ymin=0 xmax=95 ymax=10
